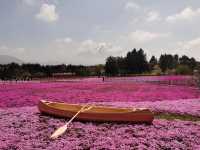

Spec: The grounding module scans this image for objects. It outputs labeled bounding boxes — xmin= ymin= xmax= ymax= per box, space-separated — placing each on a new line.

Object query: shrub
xmin=175 ymin=65 xmax=192 ymax=75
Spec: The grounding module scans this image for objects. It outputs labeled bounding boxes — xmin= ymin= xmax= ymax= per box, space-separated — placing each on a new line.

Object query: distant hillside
xmin=0 ymin=55 xmax=23 ymax=64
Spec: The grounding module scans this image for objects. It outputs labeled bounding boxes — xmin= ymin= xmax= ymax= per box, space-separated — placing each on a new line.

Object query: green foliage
xmin=156 ymin=113 xmax=200 ymax=121
xmin=158 ymin=54 xmax=197 ymax=75
xmin=105 ymin=56 xmax=119 ymax=76
xmin=93 ymin=64 xmax=104 ymax=76
xmin=149 ymin=56 xmax=158 ymax=71
xmin=149 ymin=56 xmax=157 ymax=66
xmin=179 ymin=55 xmax=197 ymax=70
xmin=1 ymin=63 xmax=23 ymax=80
xmin=159 ymin=54 xmax=175 ymax=72
xmin=105 ymin=48 xmax=149 ymax=76
xmin=105 ymin=49 xmax=198 ymax=76
xmin=151 ymin=65 xmax=162 ymax=75
xmin=175 ymin=65 xmax=192 ymax=75
xmin=0 ymin=63 xmax=105 ymax=80
xmin=0 ymin=49 xmax=198 ymax=79
xmin=75 ymin=67 xmax=90 ymax=76
xmin=126 ymin=48 xmax=149 ymax=74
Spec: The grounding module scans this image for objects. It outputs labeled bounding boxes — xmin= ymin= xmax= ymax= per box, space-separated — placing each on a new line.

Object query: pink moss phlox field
xmin=0 ymin=76 xmax=200 ymax=108
xmin=0 ymin=76 xmax=200 ymax=149
xmin=106 ymin=75 xmax=192 ymax=81
xmin=94 ymin=98 xmax=200 ymax=117
xmin=0 ymin=107 xmax=199 ymax=150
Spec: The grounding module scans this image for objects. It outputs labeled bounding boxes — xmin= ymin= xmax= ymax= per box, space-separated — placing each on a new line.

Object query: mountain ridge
xmin=0 ymin=55 xmax=23 ymax=64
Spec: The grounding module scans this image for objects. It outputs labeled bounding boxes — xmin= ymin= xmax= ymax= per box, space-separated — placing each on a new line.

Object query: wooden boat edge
xmin=38 ymin=100 xmax=154 ymax=123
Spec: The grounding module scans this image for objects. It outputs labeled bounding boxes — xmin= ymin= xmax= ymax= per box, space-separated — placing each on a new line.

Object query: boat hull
xmin=38 ymin=100 xmax=154 ymax=123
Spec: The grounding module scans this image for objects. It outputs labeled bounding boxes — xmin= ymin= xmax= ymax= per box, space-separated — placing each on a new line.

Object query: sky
xmin=0 ymin=0 xmax=200 ymax=65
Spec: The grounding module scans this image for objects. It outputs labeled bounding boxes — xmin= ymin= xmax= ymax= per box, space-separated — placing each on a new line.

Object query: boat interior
xmin=41 ymin=100 xmax=149 ymax=114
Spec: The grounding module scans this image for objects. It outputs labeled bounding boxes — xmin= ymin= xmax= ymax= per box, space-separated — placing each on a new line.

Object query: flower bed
xmin=0 ymin=106 xmax=199 ymax=150
xmin=0 ymin=79 xmax=200 ymax=108
xmin=1 ymin=76 xmax=200 ymax=149
xmin=94 ymin=98 xmax=200 ymax=117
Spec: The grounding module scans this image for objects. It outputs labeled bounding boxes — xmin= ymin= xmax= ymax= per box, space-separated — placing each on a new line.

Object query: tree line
xmin=0 ymin=63 xmax=104 ymax=80
xmin=0 ymin=48 xmax=199 ymax=80
xmin=105 ymin=48 xmax=199 ymax=76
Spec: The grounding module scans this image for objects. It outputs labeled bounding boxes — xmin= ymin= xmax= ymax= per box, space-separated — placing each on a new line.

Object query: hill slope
xmin=0 ymin=55 xmax=23 ymax=64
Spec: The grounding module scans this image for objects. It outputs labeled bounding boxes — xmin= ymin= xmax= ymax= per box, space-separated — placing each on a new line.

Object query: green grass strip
xmin=155 ymin=113 xmax=200 ymax=122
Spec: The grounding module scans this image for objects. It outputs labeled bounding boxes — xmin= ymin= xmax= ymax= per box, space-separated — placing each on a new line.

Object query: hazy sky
xmin=0 ymin=0 xmax=200 ymax=65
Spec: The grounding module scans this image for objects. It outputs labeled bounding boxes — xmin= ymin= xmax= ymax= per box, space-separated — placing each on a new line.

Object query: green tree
xmin=176 ymin=65 xmax=192 ymax=75
xmin=105 ymin=56 xmax=119 ymax=76
xmin=149 ymin=56 xmax=158 ymax=71
xmin=179 ymin=55 xmax=197 ymax=70
xmin=159 ymin=54 xmax=174 ymax=72
xmin=125 ymin=48 xmax=149 ymax=74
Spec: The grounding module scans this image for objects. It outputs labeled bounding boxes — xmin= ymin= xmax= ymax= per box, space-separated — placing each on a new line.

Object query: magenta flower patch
xmin=0 ymin=76 xmax=200 ymax=149
xmin=0 ymin=76 xmax=200 ymax=108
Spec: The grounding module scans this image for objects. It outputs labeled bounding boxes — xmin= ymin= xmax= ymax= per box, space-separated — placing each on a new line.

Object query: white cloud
xmin=176 ymin=38 xmax=200 ymax=59
xmin=0 ymin=45 xmax=9 ymax=50
xmin=36 ymin=3 xmax=59 ymax=22
xmin=50 ymin=39 xmax=123 ymax=65
xmin=51 ymin=38 xmax=123 ymax=64
xmin=63 ymin=38 xmax=72 ymax=43
xmin=78 ymin=40 xmax=102 ymax=55
xmin=96 ymin=42 xmax=122 ymax=55
xmin=166 ymin=7 xmax=200 ymax=23
xmin=125 ymin=2 xmax=140 ymax=10
xmin=56 ymin=37 xmax=72 ymax=44
xmin=146 ymin=11 xmax=161 ymax=22
xmin=0 ymin=45 xmax=26 ymax=56
xmin=129 ymin=11 xmax=161 ymax=24
xmin=16 ymin=48 xmax=25 ymax=53
xmin=178 ymin=38 xmax=200 ymax=50
xmin=22 ymin=0 xmax=35 ymax=6
xmin=81 ymin=40 xmax=96 ymax=48
xmin=78 ymin=40 xmax=123 ymax=56
xmin=129 ymin=30 xmax=170 ymax=43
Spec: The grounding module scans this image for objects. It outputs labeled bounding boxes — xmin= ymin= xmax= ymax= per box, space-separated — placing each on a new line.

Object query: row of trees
xmin=0 ymin=48 xmax=199 ymax=79
xmin=105 ymin=49 xmax=149 ymax=75
xmin=105 ymin=48 xmax=199 ymax=76
xmin=0 ymin=63 xmax=104 ymax=80
xmin=158 ymin=54 xmax=197 ymax=72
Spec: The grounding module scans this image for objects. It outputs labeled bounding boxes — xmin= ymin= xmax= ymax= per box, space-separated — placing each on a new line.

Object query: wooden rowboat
xmin=38 ymin=100 xmax=154 ymax=123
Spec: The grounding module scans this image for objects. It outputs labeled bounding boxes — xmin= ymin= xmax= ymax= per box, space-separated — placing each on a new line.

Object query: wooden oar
xmin=50 ymin=105 xmax=93 ymax=139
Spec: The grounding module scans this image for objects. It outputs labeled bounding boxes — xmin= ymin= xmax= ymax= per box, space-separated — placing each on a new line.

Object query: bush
xmin=175 ymin=65 xmax=192 ymax=75
xmin=151 ymin=65 xmax=162 ymax=75
xmin=166 ymin=69 xmax=176 ymax=75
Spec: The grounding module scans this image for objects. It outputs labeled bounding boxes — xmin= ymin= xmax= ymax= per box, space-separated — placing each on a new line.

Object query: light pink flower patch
xmin=0 ymin=106 xmax=199 ymax=150
xmin=94 ymin=98 xmax=200 ymax=117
